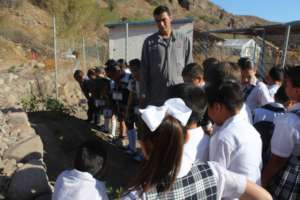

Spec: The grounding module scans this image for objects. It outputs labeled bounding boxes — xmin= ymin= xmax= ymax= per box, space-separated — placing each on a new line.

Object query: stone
xmin=7 ymin=112 xmax=30 ymax=127
xmin=0 ymin=78 xmax=4 ymax=85
xmin=2 ymin=159 xmax=17 ymax=177
xmin=7 ymin=159 xmax=52 ymax=200
xmin=4 ymin=135 xmax=43 ymax=163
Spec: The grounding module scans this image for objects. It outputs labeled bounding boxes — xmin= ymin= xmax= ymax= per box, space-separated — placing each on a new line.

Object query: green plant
xmin=106 ymin=185 xmax=123 ymax=199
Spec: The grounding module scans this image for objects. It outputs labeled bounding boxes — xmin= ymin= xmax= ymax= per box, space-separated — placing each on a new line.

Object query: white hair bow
xmin=139 ymin=98 xmax=192 ymax=132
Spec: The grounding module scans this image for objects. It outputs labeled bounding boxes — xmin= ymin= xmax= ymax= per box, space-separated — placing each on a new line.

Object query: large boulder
xmin=7 ymin=159 xmax=52 ymax=200
xmin=4 ymin=135 xmax=43 ymax=163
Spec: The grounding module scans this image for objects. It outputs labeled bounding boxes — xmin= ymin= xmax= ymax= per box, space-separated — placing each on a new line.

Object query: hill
xmin=0 ymin=0 xmax=273 ymax=69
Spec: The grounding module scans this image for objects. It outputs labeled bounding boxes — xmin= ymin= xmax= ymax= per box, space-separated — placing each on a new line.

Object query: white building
xmin=217 ymin=39 xmax=261 ymax=62
xmin=105 ymin=18 xmax=193 ymax=61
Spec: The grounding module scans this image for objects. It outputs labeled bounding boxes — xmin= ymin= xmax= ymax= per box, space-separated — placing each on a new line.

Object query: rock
xmin=36 ymin=62 xmax=45 ymax=69
xmin=6 ymin=95 xmax=17 ymax=107
xmin=2 ymin=159 xmax=17 ymax=177
xmin=7 ymin=112 xmax=30 ymax=127
xmin=7 ymin=159 xmax=52 ymax=200
xmin=4 ymin=135 xmax=43 ymax=163
xmin=7 ymin=73 xmax=18 ymax=84
xmin=0 ymin=78 xmax=4 ymax=85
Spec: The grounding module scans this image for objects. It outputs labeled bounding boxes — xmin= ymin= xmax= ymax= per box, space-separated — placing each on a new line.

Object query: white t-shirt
xmin=209 ymin=114 xmax=262 ymax=184
xmin=240 ymin=103 xmax=253 ymax=124
xmin=245 ymin=79 xmax=274 ymax=111
xmin=271 ymin=103 xmax=300 ymax=158
xmin=52 ymin=169 xmax=108 ymax=200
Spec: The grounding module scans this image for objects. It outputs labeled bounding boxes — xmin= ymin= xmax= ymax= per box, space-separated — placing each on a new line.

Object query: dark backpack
xmin=253 ymin=104 xmax=286 ymax=167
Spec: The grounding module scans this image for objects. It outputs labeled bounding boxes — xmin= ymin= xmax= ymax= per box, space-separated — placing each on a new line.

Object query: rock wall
xmin=0 ymin=110 xmax=52 ymax=200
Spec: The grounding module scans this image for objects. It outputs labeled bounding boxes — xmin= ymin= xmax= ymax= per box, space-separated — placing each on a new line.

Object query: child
xmin=262 ymin=65 xmax=300 ymax=199
xmin=253 ymin=86 xmax=288 ymax=167
xmin=181 ymin=63 xmax=205 ymax=88
xmin=238 ymin=57 xmax=273 ymax=111
xmin=52 ymin=141 xmax=108 ymax=200
xmin=94 ymin=66 xmax=106 ymax=78
xmin=206 ymin=80 xmax=262 ymax=184
xmin=125 ymin=59 xmax=141 ymax=157
xmin=265 ymin=66 xmax=284 ymax=99
xmin=105 ymin=61 xmax=130 ymax=140
xmin=87 ymin=68 xmax=100 ymax=125
xmin=169 ymin=83 xmax=209 ymax=162
xmin=122 ymin=98 xmax=272 ymax=200
xmin=118 ymin=58 xmax=131 ymax=74
xmin=73 ymin=70 xmax=94 ymax=123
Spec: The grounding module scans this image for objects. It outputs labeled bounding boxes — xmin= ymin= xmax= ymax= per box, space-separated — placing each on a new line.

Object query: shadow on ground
xmin=27 ymin=111 xmax=139 ymax=189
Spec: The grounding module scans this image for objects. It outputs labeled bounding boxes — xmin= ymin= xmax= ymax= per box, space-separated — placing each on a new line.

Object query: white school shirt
xmin=253 ymin=102 xmax=285 ymax=124
xmin=245 ymin=78 xmax=274 ymax=111
xmin=240 ymin=103 xmax=253 ymax=124
xmin=271 ymin=103 xmax=300 ymax=158
xmin=209 ymin=113 xmax=263 ymax=184
xmin=52 ymin=169 xmax=108 ymax=200
xmin=183 ymin=127 xmax=210 ymax=163
xmin=268 ymin=84 xmax=280 ymax=99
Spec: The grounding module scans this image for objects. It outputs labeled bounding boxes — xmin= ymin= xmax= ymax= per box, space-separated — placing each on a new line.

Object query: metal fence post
xmin=53 ymin=16 xmax=58 ymax=100
xmin=282 ymin=25 xmax=291 ymax=69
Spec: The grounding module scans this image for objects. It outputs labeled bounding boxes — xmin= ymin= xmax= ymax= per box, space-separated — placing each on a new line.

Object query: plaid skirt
xmin=268 ymin=155 xmax=300 ymax=200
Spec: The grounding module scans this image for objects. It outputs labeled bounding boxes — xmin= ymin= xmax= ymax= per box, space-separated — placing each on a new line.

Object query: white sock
xmin=111 ymin=116 xmax=117 ymax=137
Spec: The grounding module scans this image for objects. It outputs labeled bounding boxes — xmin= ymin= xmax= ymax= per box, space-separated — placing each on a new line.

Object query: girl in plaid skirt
xmin=262 ymin=65 xmax=300 ymax=200
xmin=122 ymin=98 xmax=272 ymax=200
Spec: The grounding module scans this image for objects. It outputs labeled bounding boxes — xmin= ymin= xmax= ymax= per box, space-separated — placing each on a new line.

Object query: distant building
xmin=217 ymin=39 xmax=261 ymax=63
xmin=105 ymin=18 xmax=193 ymax=61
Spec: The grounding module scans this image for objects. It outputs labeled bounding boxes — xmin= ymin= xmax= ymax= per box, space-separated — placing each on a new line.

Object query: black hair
xmin=269 ymin=67 xmax=284 ymax=82
xmin=206 ymin=79 xmax=244 ymax=113
xmin=94 ymin=66 xmax=105 ymax=74
xmin=105 ymin=63 xmax=121 ymax=73
xmin=203 ymin=57 xmax=219 ymax=83
xmin=204 ymin=62 xmax=241 ymax=86
xmin=74 ymin=141 xmax=107 ymax=176
xmin=153 ymin=5 xmax=171 ymax=16
xmin=87 ymin=68 xmax=96 ymax=78
xmin=117 ymin=58 xmax=127 ymax=66
xmin=105 ymin=59 xmax=118 ymax=67
xmin=168 ymin=83 xmax=207 ymax=125
xmin=129 ymin=58 xmax=141 ymax=70
xmin=182 ymin=63 xmax=204 ymax=79
xmin=274 ymin=85 xmax=289 ymax=104
xmin=284 ymin=65 xmax=300 ymax=87
xmin=73 ymin=69 xmax=83 ymax=79
xmin=238 ymin=57 xmax=255 ymax=71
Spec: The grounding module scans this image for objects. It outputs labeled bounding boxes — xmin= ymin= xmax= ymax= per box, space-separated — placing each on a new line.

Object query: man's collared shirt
xmin=140 ymin=31 xmax=193 ymax=106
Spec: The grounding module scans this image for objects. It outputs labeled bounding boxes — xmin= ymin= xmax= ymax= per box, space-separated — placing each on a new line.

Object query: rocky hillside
xmin=0 ymin=0 xmax=272 ymax=70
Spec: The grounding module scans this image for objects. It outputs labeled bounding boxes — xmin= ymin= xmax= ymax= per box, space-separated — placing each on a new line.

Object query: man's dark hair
xmin=269 ymin=66 xmax=284 ymax=82
xmin=182 ymin=63 xmax=204 ymax=79
xmin=117 ymin=58 xmax=128 ymax=66
xmin=284 ymin=65 xmax=300 ymax=87
xmin=153 ymin=5 xmax=171 ymax=16
xmin=169 ymin=83 xmax=207 ymax=125
xmin=105 ymin=59 xmax=118 ymax=67
xmin=74 ymin=141 xmax=107 ymax=176
xmin=129 ymin=58 xmax=141 ymax=70
xmin=206 ymin=79 xmax=244 ymax=113
xmin=87 ymin=68 xmax=96 ymax=78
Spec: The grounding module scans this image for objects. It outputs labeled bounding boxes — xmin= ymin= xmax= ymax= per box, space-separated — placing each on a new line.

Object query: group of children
xmin=52 ymin=56 xmax=300 ymax=200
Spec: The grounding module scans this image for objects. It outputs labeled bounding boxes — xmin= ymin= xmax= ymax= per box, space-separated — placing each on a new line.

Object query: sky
xmin=210 ymin=0 xmax=300 ymax=23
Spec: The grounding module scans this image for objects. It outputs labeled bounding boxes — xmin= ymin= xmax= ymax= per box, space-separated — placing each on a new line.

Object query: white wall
xmin=108 ymin=22 xmax=193 ymax=61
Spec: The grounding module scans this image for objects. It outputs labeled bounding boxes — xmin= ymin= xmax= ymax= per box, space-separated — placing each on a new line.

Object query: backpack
xmin=253 ymin=104 xmax=286 ymax=167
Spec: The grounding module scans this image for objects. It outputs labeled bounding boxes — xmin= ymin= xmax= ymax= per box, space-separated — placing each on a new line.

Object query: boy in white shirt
xmin=262 ymin=65 xmax=300 ymax=199
xmin=207 ymin=80 xmax=262 ymax=184
xmin=52 ymin=141 xmax=108 ymax=200
xmin=265 ymin=66 xmax=284 ymax=99
xmin=238 ymin=58 xmax=273 ymax=111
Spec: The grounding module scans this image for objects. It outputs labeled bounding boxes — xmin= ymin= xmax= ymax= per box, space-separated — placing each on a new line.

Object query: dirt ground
xmin=27 ymin=111 xmax=139 ymax=196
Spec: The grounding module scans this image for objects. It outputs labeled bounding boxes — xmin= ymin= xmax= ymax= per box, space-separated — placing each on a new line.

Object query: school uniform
xmin=209 ymin=113 xmax=263 ymax=184
xmin=183 ymin=126 xmax=209 ymax=162
xmin=52 ymin=169 xmax=108 ymax=200
xmin=268 ymin=84 xmax=280 ymax=99
xmin=240 ymin=103 xmax=253 ymax=124
xmin=243 ymin=78 xmax=274 ymax=111
xmin=122 ymin=159 xmax=247 ymax=200
xmin=253 ymin=102 xmax=286 ymax=124
xmin=111 ymin=73 xmax=131 ymax=120
xmin=268 ymin=103 xmax=300 ymax=199
xmin=126 ymin=78 xmax=140 ymax=129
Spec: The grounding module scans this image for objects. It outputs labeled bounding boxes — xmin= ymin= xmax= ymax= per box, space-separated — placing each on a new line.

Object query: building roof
xmin=105 ymin=18 xmax=193 ymax=29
